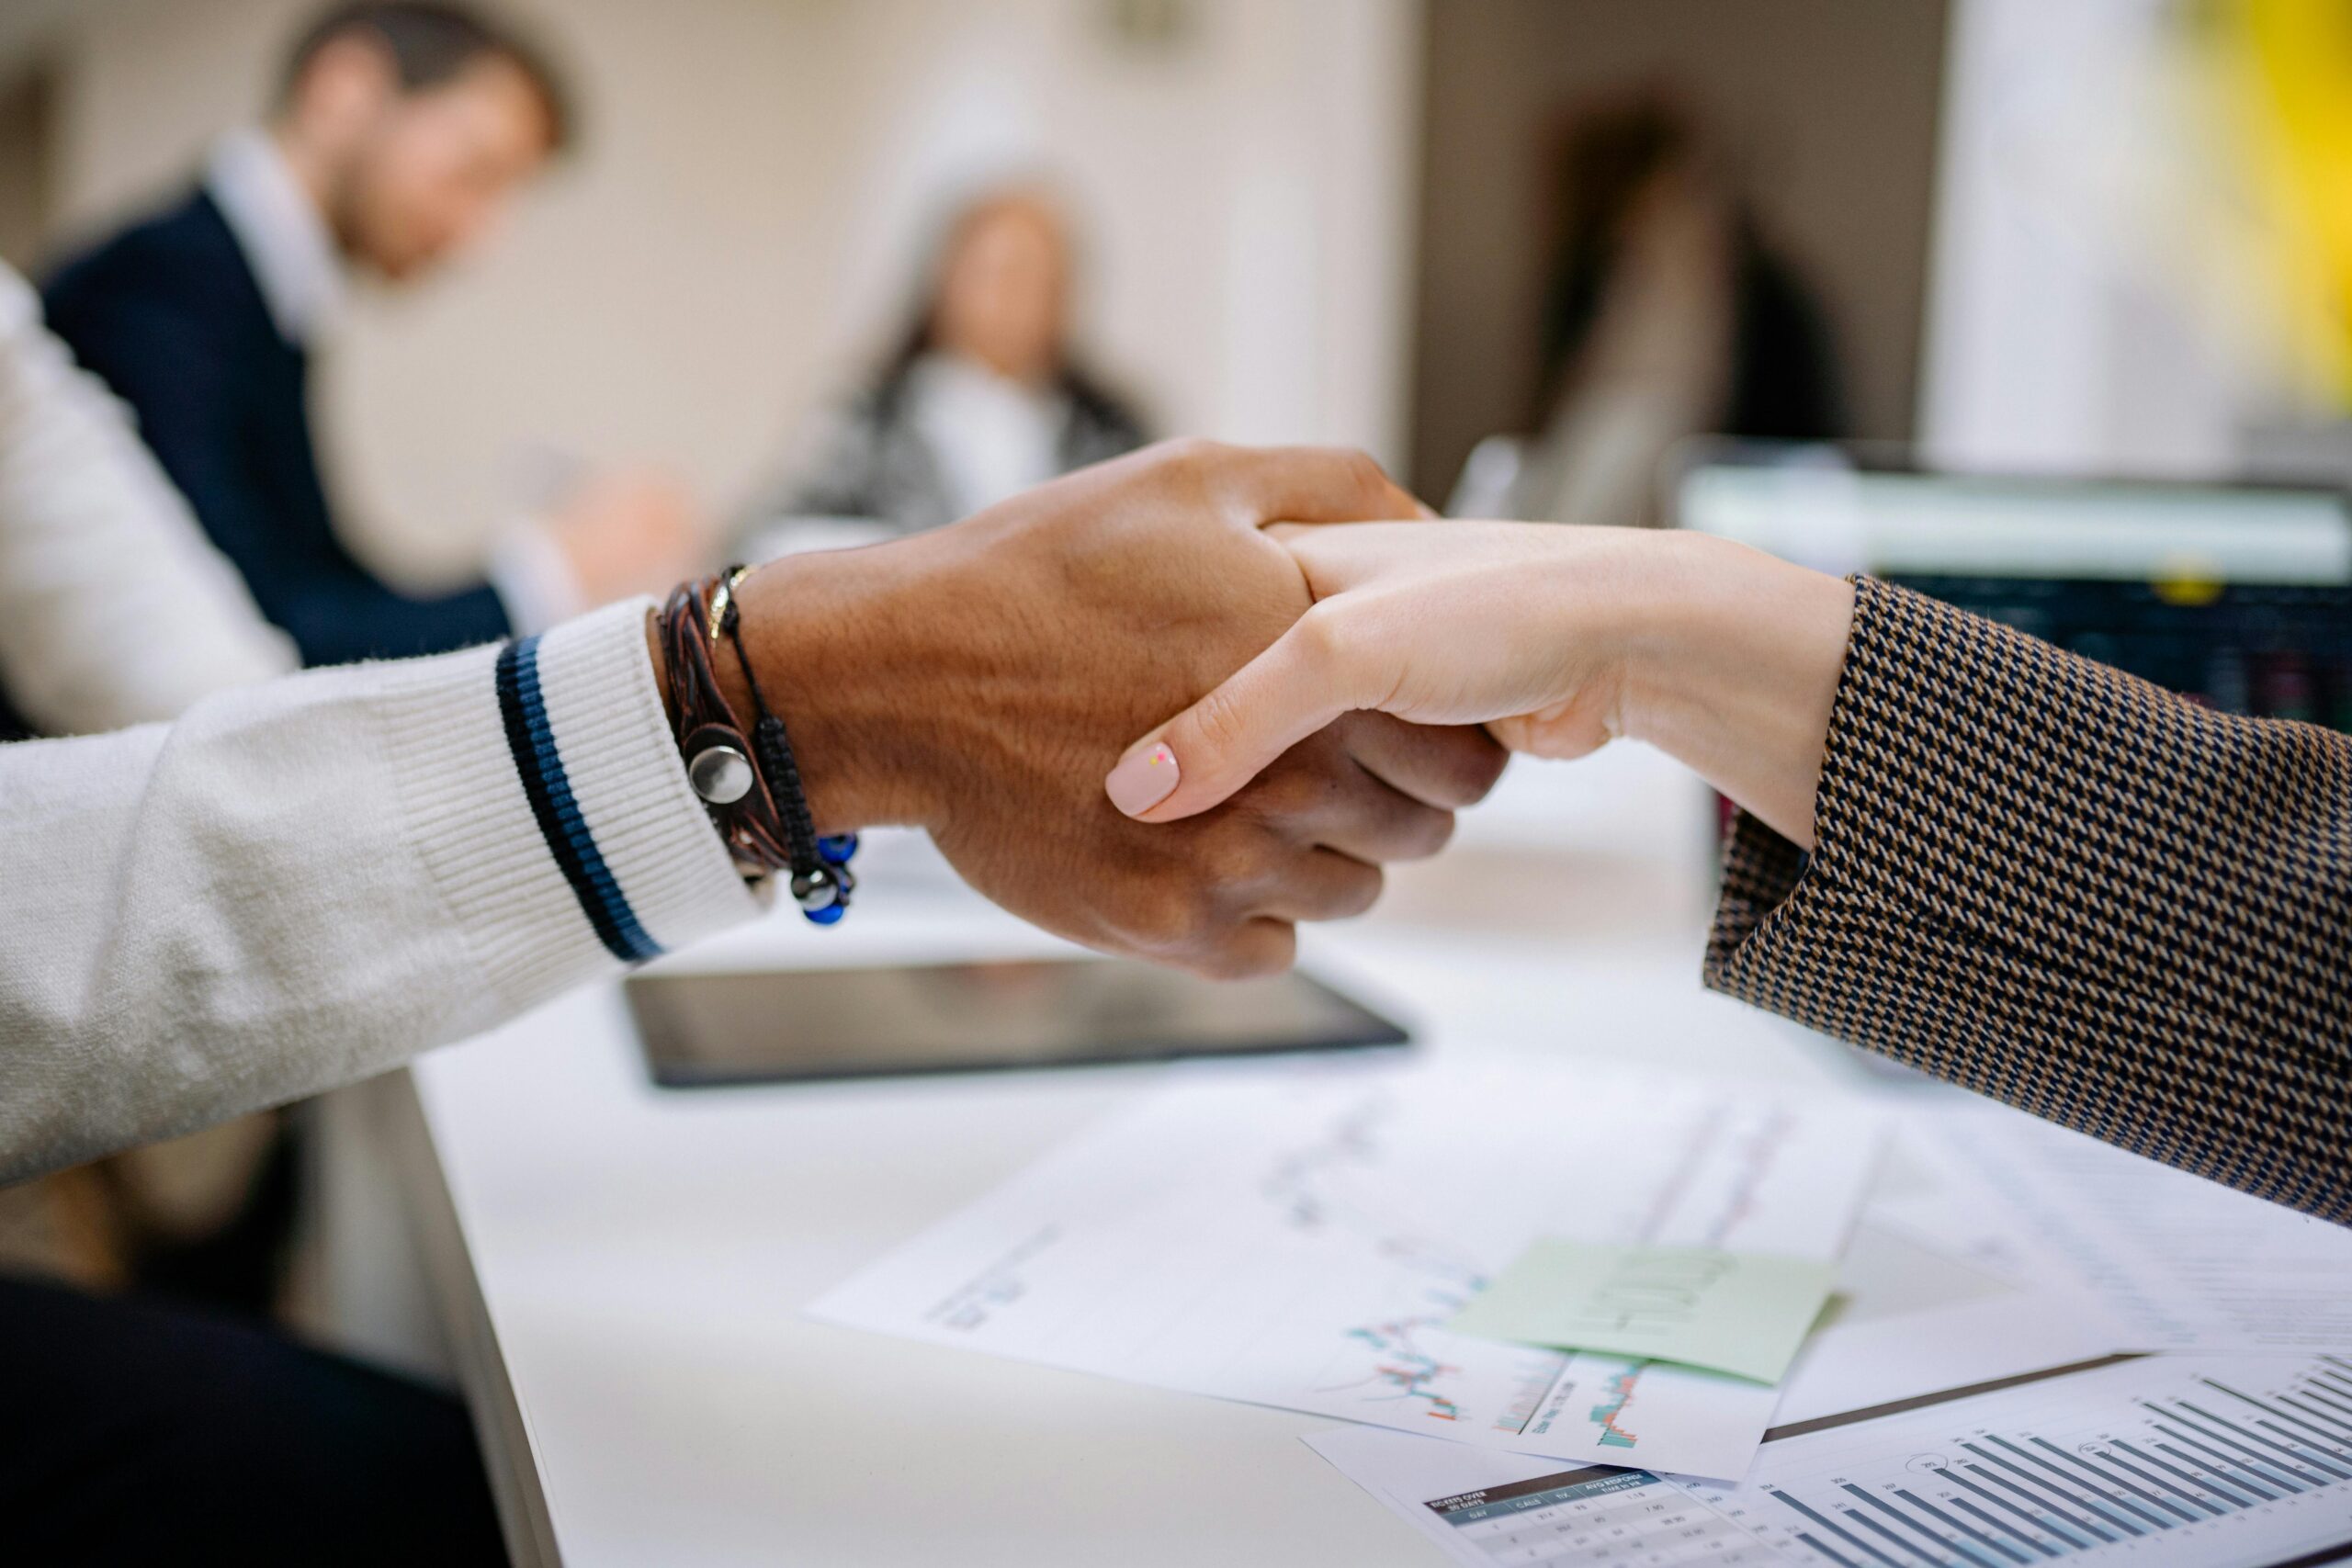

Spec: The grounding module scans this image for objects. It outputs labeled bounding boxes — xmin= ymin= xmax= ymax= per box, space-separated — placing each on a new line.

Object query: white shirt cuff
xmin=379 ymin=597 xmax=760 ymax=1010
xmin=488 ymin=521 xmax=589 ymax=637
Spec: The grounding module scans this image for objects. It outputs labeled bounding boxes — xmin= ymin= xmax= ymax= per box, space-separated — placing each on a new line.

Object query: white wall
xmin=1917 ymin=0 xmax=2252 ymax=477
xmin=49 ymin=0 xmax=1420 ymax=584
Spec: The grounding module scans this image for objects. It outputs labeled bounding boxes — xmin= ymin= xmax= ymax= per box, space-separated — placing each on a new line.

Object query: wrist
xmin=719 ymin=549 xmax=948 ymax=837
xmin=1617 ymin=532 xmax=1854 ymax=849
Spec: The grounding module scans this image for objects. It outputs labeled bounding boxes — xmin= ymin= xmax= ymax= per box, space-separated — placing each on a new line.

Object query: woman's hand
xmin=1102 ymin=521 xmax=1857 ymax=851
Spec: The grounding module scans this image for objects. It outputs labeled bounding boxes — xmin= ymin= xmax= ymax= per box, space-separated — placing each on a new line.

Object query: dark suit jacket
xmin=1707 ymin=577 xmax=2352 ymax=1223
xmin=42 ymin=190 xmax=511 ymax=666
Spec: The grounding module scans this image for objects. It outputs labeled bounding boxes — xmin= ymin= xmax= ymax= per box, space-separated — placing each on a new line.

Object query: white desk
xmin=389 ymin=750 xmax=1873 ymax=1566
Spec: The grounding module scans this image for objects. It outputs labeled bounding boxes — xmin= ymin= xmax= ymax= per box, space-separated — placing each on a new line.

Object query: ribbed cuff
xmin=526 ymin=600 xmax=761 ymax=951
xmin=377 ymin=598 xmax=758 ymax=1012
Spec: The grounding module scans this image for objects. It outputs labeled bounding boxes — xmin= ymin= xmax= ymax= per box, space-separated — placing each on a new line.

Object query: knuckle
xmin=1262 ymin=847 xmax=1383 ymax=924
xmin=1203 ymin=824 xmax=1281 ymax=892
xmin=1342 ymin=448 xmax=1393 ymax=502
xmin=1160 ymin=435 xmax=1228 ymax=486
xmin=1185 ymin=683 xmax=1255 ymax=760
xmin=1442 ymin=730 xmax=1510 ymax=807
xmin=1420 ymin=808 xmax=1459 ymax=857
xmin=1159 ymin=434 xmax=1220 ymax=468
xmin=1393 ymin=805 xmax=1457 ymax=862
xmin=1141 ymin=436 xmax=1225 ymax=502
xmin=1291 ymin=602 xmax=1348 ymax=674
xmin=1391 ymin=724 xmax=1507 ymax=809
xmin=1203 ymin=923 xmax=1295 ymax=980
xmin=1331 ymin=862 xmax=1385 ymax=919
xmin=1187 ymin=944 xmax=1255 ymax=982
xmin=1130 ymin=896 xmax=1209 ymax=960
xmin=1228 ymin=756 xmax=1319 ymax=820
xmin=1125 ymin=856 xmax=1251 ymax=961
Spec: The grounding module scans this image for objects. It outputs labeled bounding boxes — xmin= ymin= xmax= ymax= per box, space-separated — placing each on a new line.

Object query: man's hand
xmin=728 ymin=440 xmax=1506 ymax=975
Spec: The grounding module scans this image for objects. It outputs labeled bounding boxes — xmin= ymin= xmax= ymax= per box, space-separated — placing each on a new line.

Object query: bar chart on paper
xmin=1311 ymin=1354 xmax=2352 ymax=1568
xmin=1680 ymin=1354 xmax=2352 ymax=1567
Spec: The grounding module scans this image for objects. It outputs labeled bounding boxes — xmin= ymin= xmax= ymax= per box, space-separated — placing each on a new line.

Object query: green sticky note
xmin=1449 ymin=1241 xmax=1837 ymax=1384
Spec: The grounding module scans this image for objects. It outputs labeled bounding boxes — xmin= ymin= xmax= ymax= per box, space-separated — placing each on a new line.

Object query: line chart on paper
xmin=808 ymin=1061 xmax=1885 ymax=1479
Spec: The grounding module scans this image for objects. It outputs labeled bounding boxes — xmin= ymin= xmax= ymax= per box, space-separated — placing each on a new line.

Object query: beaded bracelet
xmin=658 ymin=566 xmax=858 ymax=923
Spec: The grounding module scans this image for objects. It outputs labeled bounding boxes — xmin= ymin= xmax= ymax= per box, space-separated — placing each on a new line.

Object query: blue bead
xmin=818 ymin=833 xmax=860 ymax=865
xmin=803 ymin=901 xmax=848 ymax=926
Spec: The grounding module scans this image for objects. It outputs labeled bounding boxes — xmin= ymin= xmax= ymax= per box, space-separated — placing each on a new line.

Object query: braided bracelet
xmin=658 ymin=566 xmax=858 ymax=922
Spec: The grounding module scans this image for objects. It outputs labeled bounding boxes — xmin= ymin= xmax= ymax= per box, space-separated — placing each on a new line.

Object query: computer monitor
xmin=1675 ymin=453 xmax=2352 ymax=728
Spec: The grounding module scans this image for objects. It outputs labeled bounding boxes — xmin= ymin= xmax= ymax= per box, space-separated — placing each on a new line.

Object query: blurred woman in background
xmin=752 ymin=186 xmax=1148 ymax=537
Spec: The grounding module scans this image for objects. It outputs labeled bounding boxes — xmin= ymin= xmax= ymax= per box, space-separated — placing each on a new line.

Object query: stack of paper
xmin=1301 ymin=1103 xmax=2352 ymax=1566
xmin=805 ymin=1051 xmax=2352 ymax=1562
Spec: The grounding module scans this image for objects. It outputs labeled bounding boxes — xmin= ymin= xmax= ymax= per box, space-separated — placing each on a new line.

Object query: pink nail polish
xmin=1106 ymin=743 xmax=1181 ymax=817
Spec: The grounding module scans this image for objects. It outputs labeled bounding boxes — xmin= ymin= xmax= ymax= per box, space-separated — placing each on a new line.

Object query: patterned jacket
xmin=1706 ymin=577 xmax=2352 ymax=1223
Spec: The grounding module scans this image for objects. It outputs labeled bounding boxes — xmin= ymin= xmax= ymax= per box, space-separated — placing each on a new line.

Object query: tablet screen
xmin=628 ymin=956 xmax=1410 ymax=1087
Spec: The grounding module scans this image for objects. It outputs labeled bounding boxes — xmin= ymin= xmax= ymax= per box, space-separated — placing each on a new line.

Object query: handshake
xmin=720 ymin=439 xmax=1510 ymax=976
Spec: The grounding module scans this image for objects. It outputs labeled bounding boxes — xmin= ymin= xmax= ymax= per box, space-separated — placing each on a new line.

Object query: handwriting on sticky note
xmin=1448 ymin=1240 xmax=1837 ymax=1384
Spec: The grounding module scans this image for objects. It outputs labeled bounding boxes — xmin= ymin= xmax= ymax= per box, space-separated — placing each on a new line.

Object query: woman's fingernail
xmin=1106 ymin=743 xmax=1181 ymax=817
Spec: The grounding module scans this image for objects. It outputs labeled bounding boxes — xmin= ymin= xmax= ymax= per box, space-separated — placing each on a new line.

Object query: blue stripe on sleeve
xmin=494 ymin=637 xmax=663 ymax=964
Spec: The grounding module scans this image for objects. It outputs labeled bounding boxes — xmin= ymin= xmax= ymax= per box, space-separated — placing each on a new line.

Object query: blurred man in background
xmin=751 ymin=185 xmax=1148 ymax=539
xmin=42 ymin=0 xmax=704 ymax=668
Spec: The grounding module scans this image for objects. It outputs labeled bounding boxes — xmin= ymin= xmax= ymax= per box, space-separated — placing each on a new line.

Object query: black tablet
xmin=628 ymin=956 xmax=1409 ymax=1088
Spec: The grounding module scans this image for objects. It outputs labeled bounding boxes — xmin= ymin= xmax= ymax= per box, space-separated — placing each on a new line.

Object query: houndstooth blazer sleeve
xmin=1705 ymin=576 xmax=2352 ymax=1222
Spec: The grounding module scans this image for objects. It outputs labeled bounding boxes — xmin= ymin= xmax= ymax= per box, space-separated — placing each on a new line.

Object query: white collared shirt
xmin=199 ymin=128 xmax=584 ymax=631
xmin=203 ymin=128 xmax=346 ymax=347
xmin=906 ymin=353 xmax=1069 ymax=519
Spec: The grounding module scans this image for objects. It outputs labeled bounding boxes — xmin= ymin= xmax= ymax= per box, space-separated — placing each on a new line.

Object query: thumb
xmin=1104 ymin=614 xmax=1364 ymax=822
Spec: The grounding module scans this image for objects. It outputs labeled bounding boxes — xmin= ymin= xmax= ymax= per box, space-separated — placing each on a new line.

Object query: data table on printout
xmin=1420 ymin=1465 xmax=1781 ymax=1565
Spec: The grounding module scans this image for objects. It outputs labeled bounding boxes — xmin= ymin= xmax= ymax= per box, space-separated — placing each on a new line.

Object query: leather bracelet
xmin=659 ymin=567 xmax=857 ymax=922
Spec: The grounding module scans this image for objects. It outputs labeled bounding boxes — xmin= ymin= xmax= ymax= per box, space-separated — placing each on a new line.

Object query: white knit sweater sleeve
xmin=0 ymin=265 xmax=296 ymax=734
xmin=0 ymin=597 xmax=760 ymax=1182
